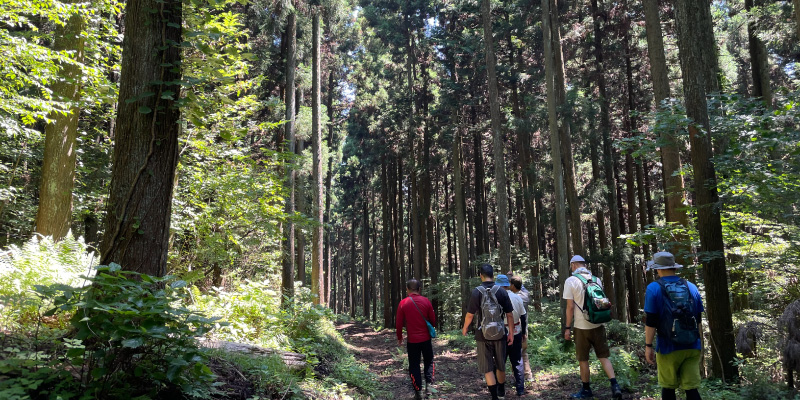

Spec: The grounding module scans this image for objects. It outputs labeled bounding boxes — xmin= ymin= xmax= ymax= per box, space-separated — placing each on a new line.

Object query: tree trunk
xmin=591 ymin=0 xmax=627 ymax=322
xmin=296 ymin=138 xmax=306 ymax=285
xmin=99 ymin=0 xmax=181 ymax=276
xmin=36 ymin=4 xmax=85 ymax=240
xmin=362 ymin=201 xmax=370 ymax=319
xmin=281 ymin=5 xmax=297 ymax=302
xmin=674 ymin=0 xmax=739 ymax=382
xmin=474 ymin=129 xmax=487 ymax=256
xmin=350 ymin=220 xmax=357 ymax=318
xmin=643 ymin=0 xmax=691 ymax=265
xmin=311 ymin=8 xmax=324 ymax=305
xmin=794 ymin=0 xmax=800 ymax=40
xmin=542 ymin=0 xmax=571 ymax=328
xmin=454 ymin=127 xmax=471 ymax=317
xmin=324 ymin=68 xmax=336 ymax=307
xmin=746 ymin=0 xmax=773 ymax=107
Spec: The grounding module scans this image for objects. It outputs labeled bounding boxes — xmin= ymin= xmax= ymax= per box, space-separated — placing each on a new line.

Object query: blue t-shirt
xmin=643 ymin=276 xmax=704 ymax=355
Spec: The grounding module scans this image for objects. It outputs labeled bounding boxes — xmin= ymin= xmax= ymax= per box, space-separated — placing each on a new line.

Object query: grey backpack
xmin=476 ymin=286 xmax=505 ymax=340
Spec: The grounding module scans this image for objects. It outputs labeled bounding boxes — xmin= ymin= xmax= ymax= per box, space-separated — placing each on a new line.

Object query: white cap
xmin=570 ymin=255 xmax=586 ymax=263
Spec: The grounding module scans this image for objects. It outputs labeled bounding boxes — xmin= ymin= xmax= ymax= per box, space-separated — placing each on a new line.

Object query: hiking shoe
xmin=414 ymin=390 xmax=423 ymax=400
xmin=570 ymin=389 xmax=593 ymax=399
xmin=611 ymin=383 xmax=623 ymax=399
xmin=516 ymin=389 xmax=527 ymax=396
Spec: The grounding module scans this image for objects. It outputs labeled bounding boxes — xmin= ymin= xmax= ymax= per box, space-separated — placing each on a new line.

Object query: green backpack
xmin=574 ymin=273 xmax=612 ymax=324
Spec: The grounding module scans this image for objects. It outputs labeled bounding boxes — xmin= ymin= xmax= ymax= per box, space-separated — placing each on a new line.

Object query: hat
xmin=495 ymin=274 xmax=510 ymax=287
xmin=570 ymin=255 xmax=586 ymax=263
xmin=646 ymin=252 xmax=684 ymax=271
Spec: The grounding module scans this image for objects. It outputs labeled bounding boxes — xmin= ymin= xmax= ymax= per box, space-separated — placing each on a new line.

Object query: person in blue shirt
xmin=644 ymin=252 xmax=704 ymax=400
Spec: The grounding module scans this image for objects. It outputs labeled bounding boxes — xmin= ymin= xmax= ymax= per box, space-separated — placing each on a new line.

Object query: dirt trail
xmin=337 ymin=321 xmax=652 ymax=400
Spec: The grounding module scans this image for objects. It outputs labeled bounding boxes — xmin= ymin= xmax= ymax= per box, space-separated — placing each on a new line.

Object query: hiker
xmin=396 ymin=279 xmax=437 ymax=400
xmin=644 ymin=252 xmax=704 ymax=400
xmin=462 ymin=264 xmax=515 ymax=400
xmin=563 ymin=255 xmax=623 ymax=399
xmin=500 ymin=274 xmax=527 ymax=396
xmin=507 ymin=271 xmax=534 ymax=382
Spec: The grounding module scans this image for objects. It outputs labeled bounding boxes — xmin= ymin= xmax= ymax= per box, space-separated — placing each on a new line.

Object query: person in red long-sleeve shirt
xmin=396 ymin=279 xmax=436 ymax=400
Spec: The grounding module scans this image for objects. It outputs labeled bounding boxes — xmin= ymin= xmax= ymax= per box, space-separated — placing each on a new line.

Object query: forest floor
xmin=337 ymin=321 xmax=656 ymax=400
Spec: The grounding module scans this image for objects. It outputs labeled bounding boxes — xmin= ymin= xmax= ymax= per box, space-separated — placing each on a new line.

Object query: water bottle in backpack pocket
xmin=657 ymin=278 xmax=700 ymax=346
xmin=476 ymin=286 xmax=506 ymax=341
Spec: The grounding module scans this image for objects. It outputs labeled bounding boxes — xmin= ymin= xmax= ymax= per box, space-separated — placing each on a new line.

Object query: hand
xmin=508 ymin=333 xmax=514 ymax=346
xmin=645 ymin=346 xmax=655 ymax=365
xmin=564 ymin=329 xmax=571 ymax=341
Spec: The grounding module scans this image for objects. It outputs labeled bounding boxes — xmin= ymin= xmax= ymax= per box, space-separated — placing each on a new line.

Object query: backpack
xmin=573 ymin=273 xmax=612 ymax=324
xmin=656 ymin=278 xmax=700 ymax=346
xmin=476 ymin=285 xmax=506 ymax=340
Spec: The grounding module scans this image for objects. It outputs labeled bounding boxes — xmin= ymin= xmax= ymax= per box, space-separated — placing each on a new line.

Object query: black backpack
xmin=656 ymin=278 xmax=700 ymax=346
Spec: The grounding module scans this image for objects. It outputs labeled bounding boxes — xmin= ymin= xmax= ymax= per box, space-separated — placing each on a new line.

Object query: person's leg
xmin=422 ymin=339 xmax=435 ymax=384
xmin=522 ymin=335 xmax=534 ymax=381
xmin=661 ymin=388 xmax=677 ymax=400
xmin=480 ymin=341 xmax=499 ymax=399
xmin=509 ymin=332 xmax=525 ymax=394
xmin=678 ymin=349 xmax=703 ymax=400
xmin=408 ymin=341 xmax=423 ymax=392
xmin=495 ymin=340 xmax=507 ymax=398
xmin=573 ymin=328 xmax=593 ymax=398
xmin=599 ymin=358 xmax=616 ymax=379
xmin=656 ymin=351 xmax=681 ymax=398
xmin=579 ymin=361 xmax=591 ymax=383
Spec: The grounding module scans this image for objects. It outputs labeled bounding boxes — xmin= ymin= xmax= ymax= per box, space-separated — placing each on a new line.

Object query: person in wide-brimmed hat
xmin=644 ymin=252 xmax=705 ymax=400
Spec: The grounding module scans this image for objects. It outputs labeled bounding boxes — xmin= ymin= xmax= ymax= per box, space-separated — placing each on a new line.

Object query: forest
xmin=1 ymin=0 xmax=799 ymax=398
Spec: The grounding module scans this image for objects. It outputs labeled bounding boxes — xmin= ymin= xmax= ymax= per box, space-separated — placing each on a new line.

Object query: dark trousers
xmin=506 ymin=332 xmax=525 ymax=393
xmin=408 ymin=339 xmax=435 ymax=391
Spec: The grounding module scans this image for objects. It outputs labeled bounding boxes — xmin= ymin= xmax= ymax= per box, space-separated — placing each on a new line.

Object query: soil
xmin=337 ymin=321 xmax=656 ymax=400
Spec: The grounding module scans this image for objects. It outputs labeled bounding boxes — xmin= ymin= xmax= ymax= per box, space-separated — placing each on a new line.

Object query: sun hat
xmin=570 ymin=255 xmax=586 ymax=263
xmin=646 ymin=251 xmax=684 ymax=271
xmin=495 ymin=274 xmax=510 ymax=287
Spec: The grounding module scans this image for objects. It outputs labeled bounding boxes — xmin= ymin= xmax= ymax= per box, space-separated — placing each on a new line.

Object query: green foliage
xmin=0 ymin=234 xmax=96 ymax=326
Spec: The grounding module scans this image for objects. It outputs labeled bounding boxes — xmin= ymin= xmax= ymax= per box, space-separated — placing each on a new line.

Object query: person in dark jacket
xmin=461 ymin=264 xmax=515 ymax=400
xmin=397 ymin=279 xmax=437 ymax=399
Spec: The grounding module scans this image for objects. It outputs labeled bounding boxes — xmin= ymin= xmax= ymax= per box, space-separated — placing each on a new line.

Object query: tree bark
xmin=36 ymin=4 xmax=85 ymax=240
xmin=746 ymin=0 xmax=773 ymax=107
xmin=794 ymin=0 xmax=800 ymax=40
xmin=324 ymin=66 xmax=336 ymax=307
xmin=311 ymin=8 xmax=324 ymax=305
xmin=382 ymin=160 xmax=392 ymax=327
xmin=99 ymin=0 xmax=181 ymax=276
xmin=281 ymin=4 xmax=297 ymax=302
xmin=481 ymin=0 xmax=511 ymax=272
xmin=362 ymin=201 xmax=370 ymax=319
xmin=454 ymin=126 xmax=471 ymax=316
xmin=674 ymin=0 xmax=739 ymax=382
xmin=542 ymin=0 xmax=571 ymax=328
xmin=591 ymin=0 xmax=627 ymax=322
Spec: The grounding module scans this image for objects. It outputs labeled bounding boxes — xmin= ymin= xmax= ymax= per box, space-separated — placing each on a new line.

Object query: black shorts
xmin=477 ymin=339 xmax=507 ymax=374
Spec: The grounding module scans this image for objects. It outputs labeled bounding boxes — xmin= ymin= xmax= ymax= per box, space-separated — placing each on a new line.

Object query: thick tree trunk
xmin=325 ymin=69 xmax=335 ymax=307
xmin=36 ymin=5 xmax=85 ymax=240
xmin=474 ymin=129 xmax=487 ymax=256
xmin=296 ymin=138 xmax=306 ymax=285
xmin=350 ymin=220 xmax=357 ymax=318
xmin=281 ymin=5 xmax=297 ymax=302
xmin=794 ymin=0 xmax=800 ymax=40
xmin=643 ymin=0 xmax=691 ymax=265
xmin=542 ymin=0 xmax=570 ymax=328
xmin=311 ymin=9 xmax=324 ymax=305
xmin=382 ymin=160 xmax=392 ymax=327
xmin=674 ymin=0 xmax=739 ymax=382
xmin=591 ymin=0 xmax=627 ymax=322
xmin=746 ymin=0 xmax=773 ymax=107
xmin=481 ymin=0 xmax=511 ymax=272
xmin=99 ymin=0 xmax=181 ymax=276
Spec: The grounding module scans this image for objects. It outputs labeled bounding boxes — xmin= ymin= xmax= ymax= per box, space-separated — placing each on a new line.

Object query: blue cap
xmin=495 ymin=274 xmax=510 ymax=287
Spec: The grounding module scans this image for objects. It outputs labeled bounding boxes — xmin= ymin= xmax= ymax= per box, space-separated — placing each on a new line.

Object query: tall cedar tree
xmin=481 ymin=0 xmax=512 ymax=272
xmin=674 ymin=0 xmax=739 ymax=382
xmin=542 ymin=0 xmax=570 ymax=327
xmin=35 ymin=3 xmax=84 ymax=240
xmin=311 ymin=5 xmax=324 ymax=305
xmin=282 ymin=1 xmax=298 ymax=302
xmin=745 ymin=0 xmax=773 ymax=106
xmin=99 ymin=0 xmax=182 ymax=275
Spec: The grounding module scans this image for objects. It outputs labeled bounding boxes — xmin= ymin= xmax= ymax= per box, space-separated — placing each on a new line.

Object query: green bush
xmin=0 ymin=234 xmax=96 ymax=326
xmin=0 ymin=264 xmax=222 ymax=399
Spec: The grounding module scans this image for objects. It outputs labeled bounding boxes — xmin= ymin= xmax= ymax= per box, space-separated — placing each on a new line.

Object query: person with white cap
xmin=644 ymin=252 xmax=704 ymax=400
xmin=562 ymin=255 xmax=622 ymax=399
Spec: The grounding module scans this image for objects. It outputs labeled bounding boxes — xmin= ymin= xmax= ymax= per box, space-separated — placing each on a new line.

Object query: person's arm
xmin=462 ymin=312 xmax=475 ymax=336
xmin=521 ymin=313 xmax=528 ymax=339
xmin=506 ymin=312 xmax=515 ymax=345
xmin=564 ymin=298 xmax=574 ymax=341
xmin=645 ymin=325 xmax=657 ymax=364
